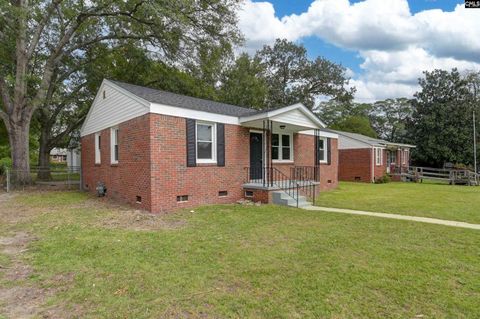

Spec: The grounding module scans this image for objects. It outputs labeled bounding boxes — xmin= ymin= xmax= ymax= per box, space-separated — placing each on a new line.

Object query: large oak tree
xmin=255 ymin=39 xmax=355 ymax=109
xmin=0 ymin=0 xmax=241 ymax=181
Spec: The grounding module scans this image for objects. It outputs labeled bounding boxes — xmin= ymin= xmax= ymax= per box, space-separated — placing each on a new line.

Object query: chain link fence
xmin=1 ymin=166 xmax=82 ymax=192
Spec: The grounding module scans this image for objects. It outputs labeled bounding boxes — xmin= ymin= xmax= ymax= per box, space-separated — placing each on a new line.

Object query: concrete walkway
xmin=303 ymin=206 xmax=480 ymax=230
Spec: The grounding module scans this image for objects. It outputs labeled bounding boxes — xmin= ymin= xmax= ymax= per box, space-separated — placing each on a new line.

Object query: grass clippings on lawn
xmin=1 ymin=190 xmax=480 ymax=318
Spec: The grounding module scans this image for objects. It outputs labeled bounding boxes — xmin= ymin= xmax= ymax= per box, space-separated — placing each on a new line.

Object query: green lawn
xmin=317 ymin=182 xmax=480 ymax=224
xmin=1 ymin=191 xmax=480 ymax=318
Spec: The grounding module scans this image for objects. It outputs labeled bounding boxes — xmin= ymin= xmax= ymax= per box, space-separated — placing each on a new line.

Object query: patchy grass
xmin=1 ymin=191 xmax=480 ymax=318
xmin=317 ymin=182 xmax=480 ymax=224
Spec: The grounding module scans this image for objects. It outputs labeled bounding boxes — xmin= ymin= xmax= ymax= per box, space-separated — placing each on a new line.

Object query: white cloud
xmin=237 ymin=1 xmax=292 ymax=53
xmin=237 ymin=0 xmax=480 ymax=102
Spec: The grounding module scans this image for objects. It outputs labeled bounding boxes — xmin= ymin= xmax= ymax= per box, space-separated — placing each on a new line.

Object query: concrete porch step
xmin=272 ymin=190 xmax=311 ymax=208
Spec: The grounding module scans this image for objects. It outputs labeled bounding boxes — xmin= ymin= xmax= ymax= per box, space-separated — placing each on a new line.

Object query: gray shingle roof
xmin=109 ymin=80 xmax=258 ymax=117
xmin=333 ymin=130 xmax=415 ymax=148
xmin=333 ymin=130 xmax=387 ymax=146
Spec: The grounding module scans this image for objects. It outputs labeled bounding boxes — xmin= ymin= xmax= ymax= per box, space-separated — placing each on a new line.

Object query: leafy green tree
xmin=0 ymin=0 xmax=241 ymax=181
xmin=219 ymin=53 xmax=267 ymax=109
xmin=409 ymin=69 xmax=476 ymax=167
xmin=255 ymin=39 xmax=354 ymax=109
xmin=84 ymin=43 xmax=219 ymax=100
xmin=371 ymin=98 xmax=413 ymax=142
xmin=465 ymin=71 xmax=480 ymax=172
xmin=330 ymin=115 xmax=377 ymax=138
xmin=317 ymin=100 xmax=372 ymax=126
xmin=0 ymin=121 xmax=9 ymax=160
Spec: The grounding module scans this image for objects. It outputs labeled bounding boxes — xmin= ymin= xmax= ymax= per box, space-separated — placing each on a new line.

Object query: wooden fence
xmin=393 ymin=166 xmax=479 ymax=186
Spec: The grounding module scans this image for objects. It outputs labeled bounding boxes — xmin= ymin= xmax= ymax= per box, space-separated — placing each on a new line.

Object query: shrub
xmin=0 ymin=158 xmax=11 ymax=183
xmin=375 ymin=173 xmax=391 ymax=184
xmin=0 ymin=157 xmax=12 ymax=172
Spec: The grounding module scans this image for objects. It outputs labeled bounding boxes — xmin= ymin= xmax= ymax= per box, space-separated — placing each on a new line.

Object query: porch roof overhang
xmin=384 ymin=142 xmax=417 ymax=150
xmin=238 ymin=103 xmax=326 ymax=132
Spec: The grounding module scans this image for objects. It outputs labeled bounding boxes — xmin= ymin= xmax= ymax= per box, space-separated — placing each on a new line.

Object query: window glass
xmin=318 ymin=138 xmax=326 ymax=162
xmin=272 ymin=146 xmax=279 ymax=160
xmin=95 ymin=133 xmax=101 ymax=164
xmin=271 ymin=133 xmax=292 ymax=161
xmin=196 ymin=123 xmax=215 ymax=161
xmin=282 ymin=135 xmax=290 ymax=147
xmin=114 ymin=129 xmax=119 ymax=162
xmin=197 ymin=142 xmax=212 ymax=159
xmin=375 ymin=148 xmax=382 ymax=165
xmin=272 ymin=134 xmax=279 ymax=146
xmin=197 ymin=124 xmax=212 ymax=142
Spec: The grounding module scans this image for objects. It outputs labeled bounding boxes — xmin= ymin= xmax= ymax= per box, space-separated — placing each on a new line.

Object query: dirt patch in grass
xmin=0 ymin=191 xmax=186 ymax=318
xmin=97 ymin=208 xmax=186 ymax=231
xmin=0 ymin=229 xmax=81 ymax=318
xmin=66 ymin=194 xmax=187 ymax=231
xmin=0 ymin=232 xmax=37 ymax=281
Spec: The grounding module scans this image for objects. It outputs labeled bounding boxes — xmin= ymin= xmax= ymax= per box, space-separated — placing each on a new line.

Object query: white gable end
xmin=80 ymin=81 xmax=150 ymax=137
xmin=270 ymin=108 xmax=319 ymax=129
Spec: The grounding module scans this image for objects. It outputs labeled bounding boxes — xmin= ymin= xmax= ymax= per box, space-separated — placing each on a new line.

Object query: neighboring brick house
xmin=80 ymin=80 xmax=339 ymax=213
xmin=335 ymin=131 xmax=415 ymax=183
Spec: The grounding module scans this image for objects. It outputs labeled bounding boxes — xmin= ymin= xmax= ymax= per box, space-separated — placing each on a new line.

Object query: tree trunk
xmin=8 ymin=121 xmax=32 ymax=184
xmin=37 ymin=130 xmax=52 ymax=181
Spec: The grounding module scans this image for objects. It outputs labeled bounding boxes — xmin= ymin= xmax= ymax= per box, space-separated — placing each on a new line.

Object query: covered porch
xmin=385 ymin=143 xmax=415 ymax=175
xmin=238 ymin=103 xmax=327 ymax=205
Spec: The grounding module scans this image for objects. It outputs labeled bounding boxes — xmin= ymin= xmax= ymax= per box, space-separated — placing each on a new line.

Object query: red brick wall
xmin=294 ymin=134 xmax=338 ymax=191
xmin=244 ymin=189 xmax=271 ymax=204
xmin=149 ymin=114 xmax=250 ymax=213
xmin=81 ymin=114 xmax=152 ymax=211
xmin=269 ymin=134 xmax=338 ymax=191
xmin=338 ymin=148 xmax=372 ymax=182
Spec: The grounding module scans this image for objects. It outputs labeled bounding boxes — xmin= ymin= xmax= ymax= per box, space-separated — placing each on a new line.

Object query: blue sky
xmin=265 ymin=0 xmax=461 ymax=16
xmin=239 ymin=0 xmax=476 ymax=101
xmin=258 ymin=1 xmax=463 ymax=74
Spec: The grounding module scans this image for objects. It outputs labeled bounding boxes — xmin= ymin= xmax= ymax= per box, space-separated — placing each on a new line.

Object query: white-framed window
xmin=110 ymin=127 xmax=119 ymax=164
xmin=375 ymin=147 xmax=383 ymax=166
xmin=95 ymin=132 xmax=101 ymax=164
xmin=403 ymin=149 xmax=409 ymax=165
xmin=272 ymin=133 xmax=293 ymax=162
xmin=318 ymin=137 xmax=328 ymax=163
xmin=196 ymin=121 xmax=216 ymax=163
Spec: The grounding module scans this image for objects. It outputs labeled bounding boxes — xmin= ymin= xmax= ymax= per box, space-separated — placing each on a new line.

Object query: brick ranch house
xmin=335 ymin=131 xmax=415 ymax=183
xmin=80 ymin=80 xmax=339 ymax=213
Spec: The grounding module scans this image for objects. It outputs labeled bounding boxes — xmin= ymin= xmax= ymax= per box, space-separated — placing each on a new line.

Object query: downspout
xmin=371 ymin=146 xmax=375 ymax=183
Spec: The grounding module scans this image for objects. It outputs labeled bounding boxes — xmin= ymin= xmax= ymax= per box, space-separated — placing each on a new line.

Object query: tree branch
xmin=26 ymin=0 xmax=64 ymax=60
xmin=49 ymin=114 xmax=87 ymax=147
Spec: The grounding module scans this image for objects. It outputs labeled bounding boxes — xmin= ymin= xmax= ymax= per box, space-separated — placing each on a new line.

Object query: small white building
xmin=67 ymin=149 xmax=81 ymax=168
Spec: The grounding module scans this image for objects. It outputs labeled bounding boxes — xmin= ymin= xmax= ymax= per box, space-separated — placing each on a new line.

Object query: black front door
xmin=250 ymin=132 xmax=263 ymax=180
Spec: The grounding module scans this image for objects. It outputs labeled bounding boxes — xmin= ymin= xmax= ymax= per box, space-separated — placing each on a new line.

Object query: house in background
xmin=335 ymin=131 xmax=415 ymax=183
xmin=50 ymin=148 xmax=67 ymax=163
xmin=80 ymin=79 xmax=338 ymax=213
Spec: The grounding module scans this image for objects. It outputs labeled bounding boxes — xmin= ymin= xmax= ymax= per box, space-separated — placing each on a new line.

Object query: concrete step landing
xmin=272 ymin=190 xmax=311 ymax=208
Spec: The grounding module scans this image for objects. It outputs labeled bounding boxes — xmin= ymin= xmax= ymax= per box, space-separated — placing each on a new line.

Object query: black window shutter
xmin=314 ymin=136 xmax=319 ymax=165
xmin=327 ymin=138 xmax=332 ymax=165
xmin=186 ymin=119 xmax=196 ymax=167
xmin=217 ymin=123 xmax=225 ymax=167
